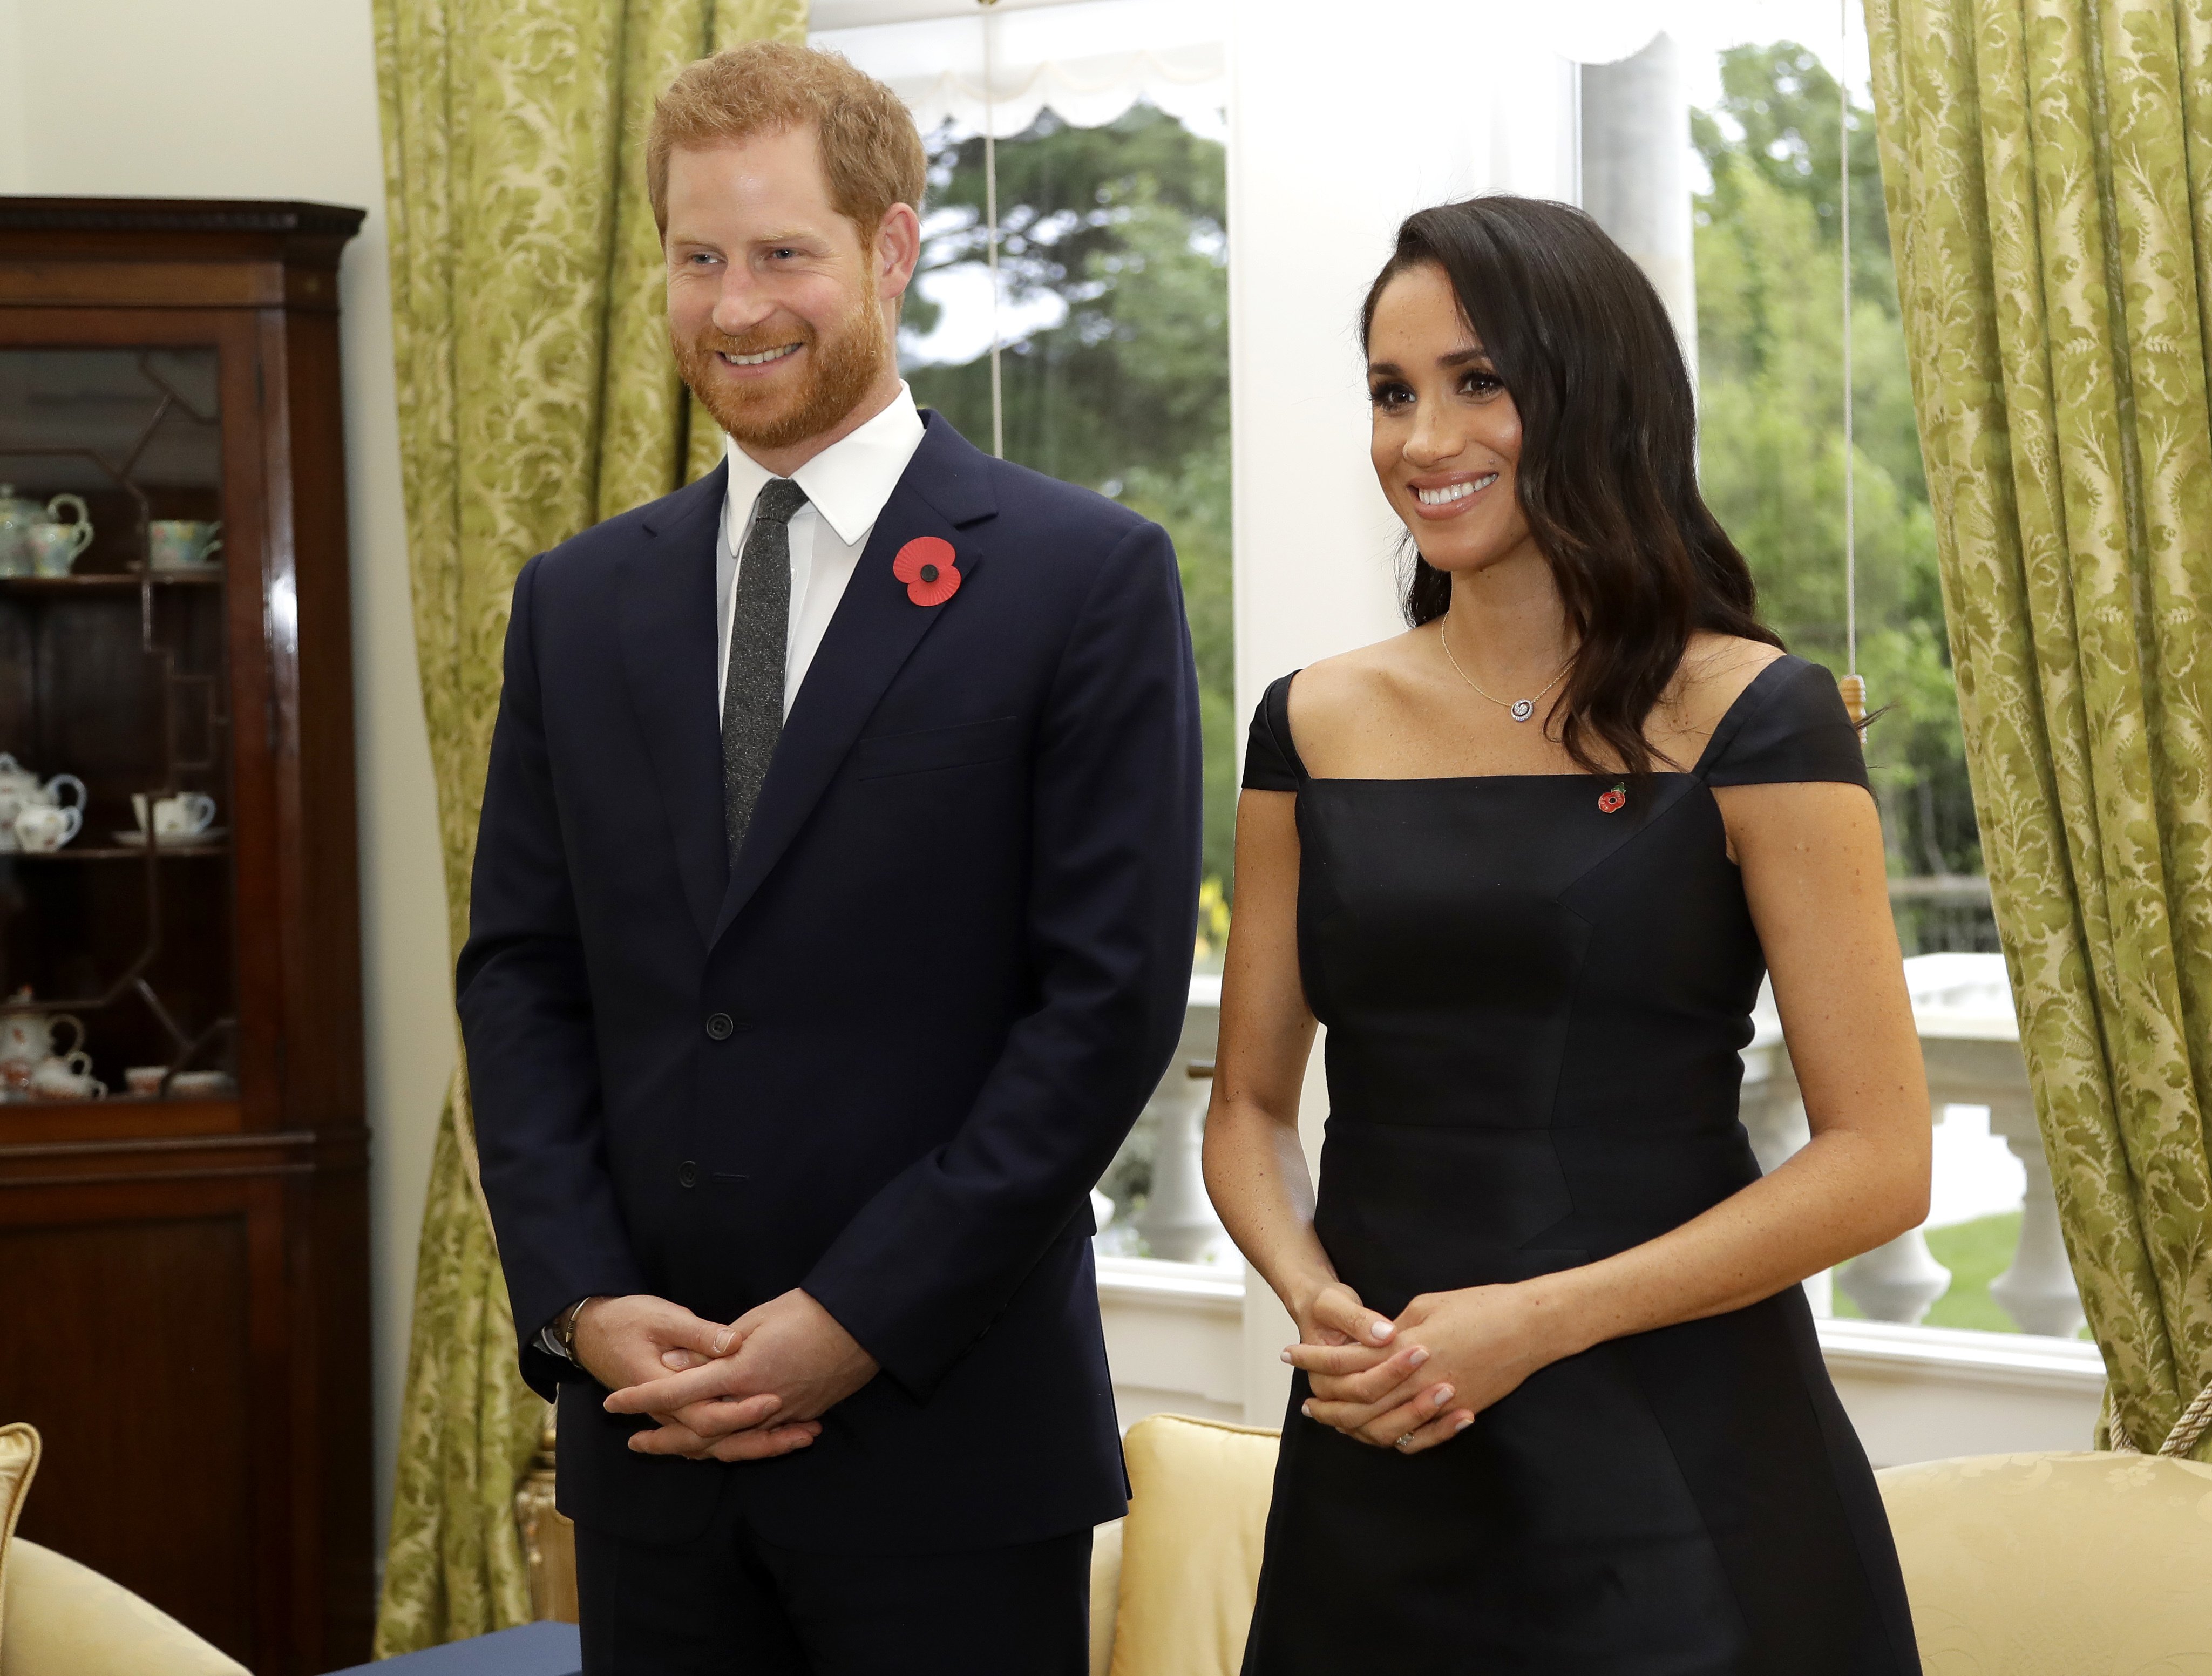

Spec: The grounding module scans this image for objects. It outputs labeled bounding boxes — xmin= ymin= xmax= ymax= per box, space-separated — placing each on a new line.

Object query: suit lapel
xmin=711 ymin=416 xmax=998 ymax=944
xmin=619 ymin=463 xmax=729 ymax=943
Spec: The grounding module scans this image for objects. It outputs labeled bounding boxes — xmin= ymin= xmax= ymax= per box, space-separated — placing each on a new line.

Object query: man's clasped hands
xmin=577 ymin=1290 xmax=879 ymax=1461
xmin=1284 ymin=1278 xmax=1569 ymax=1455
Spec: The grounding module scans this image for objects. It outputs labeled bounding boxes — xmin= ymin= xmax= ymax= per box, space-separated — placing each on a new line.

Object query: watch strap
xmin=551 ymin=1295 xmax=595 ymax=1361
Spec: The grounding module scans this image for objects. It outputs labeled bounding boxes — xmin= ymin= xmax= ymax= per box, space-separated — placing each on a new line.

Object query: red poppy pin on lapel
xmin=1598 ymin=782 xmax=1627 ymax=814
xmin=893 ymin=536 xmax=961 ymax=607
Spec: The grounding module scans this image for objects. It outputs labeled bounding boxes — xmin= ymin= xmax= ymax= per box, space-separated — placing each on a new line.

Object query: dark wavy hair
xmin=1361 ymin=195 xmax=1780 ymax=777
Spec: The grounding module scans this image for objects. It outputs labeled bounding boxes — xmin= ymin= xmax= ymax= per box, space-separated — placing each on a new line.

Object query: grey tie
xmin=722 ymin=477 xmax=808 ymax=868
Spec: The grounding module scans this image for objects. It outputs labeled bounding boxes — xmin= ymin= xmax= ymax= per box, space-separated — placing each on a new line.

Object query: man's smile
xmin=719 ymin=342 xmax=803 ymax=368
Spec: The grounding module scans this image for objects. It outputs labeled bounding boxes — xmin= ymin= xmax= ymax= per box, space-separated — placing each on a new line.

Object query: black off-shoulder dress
xmin=1238 ymin=655 xmax=1918 ymax=1675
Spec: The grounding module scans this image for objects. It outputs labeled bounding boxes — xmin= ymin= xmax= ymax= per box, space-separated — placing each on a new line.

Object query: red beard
xmin=673 ymin=294 xmax=888 ymax=452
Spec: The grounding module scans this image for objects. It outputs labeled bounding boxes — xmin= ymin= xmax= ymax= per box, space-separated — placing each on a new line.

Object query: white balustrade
xmin=1837 ymin=1227 xmax=1955 ymax=1324
xmin=1987 ymin=1140 xmax=2086 ymax=1338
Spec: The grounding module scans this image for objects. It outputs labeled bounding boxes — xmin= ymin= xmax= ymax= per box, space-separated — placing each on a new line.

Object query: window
xmin=819 ymin=3 xmax=1234 ymax=1263
xmin=1681 ymin=32 xmax=2071 ymax=1340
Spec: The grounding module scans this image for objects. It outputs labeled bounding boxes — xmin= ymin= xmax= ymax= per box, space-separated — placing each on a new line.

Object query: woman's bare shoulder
xmin=1668 ymin=633 xmax=1787 ymax=731
xmin=1283 ymin=630 xmax=1431 ymax=750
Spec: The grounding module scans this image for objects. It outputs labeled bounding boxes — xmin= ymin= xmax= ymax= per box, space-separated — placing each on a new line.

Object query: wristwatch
xmin=549 ymin=1295 xmax=597 ymax=1362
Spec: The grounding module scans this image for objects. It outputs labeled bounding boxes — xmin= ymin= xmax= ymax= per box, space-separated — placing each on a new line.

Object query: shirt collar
xmin=722 ymin=383 xmax=926 ymax=549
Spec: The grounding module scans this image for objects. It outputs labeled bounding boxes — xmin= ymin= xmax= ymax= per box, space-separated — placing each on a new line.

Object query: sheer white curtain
xmin=812 ymin=0 xmax=1229 ymax=142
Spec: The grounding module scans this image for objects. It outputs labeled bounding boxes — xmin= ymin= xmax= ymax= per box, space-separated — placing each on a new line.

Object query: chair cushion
xmin=0 ymin=1426 xmax=35 ymax=1653
xmin=1109 ymin=1414 xmax=1280 ymax=1676
xmin=0 ymin=1537 xmax=249 ymax=1675
xmin=1876 ymin=1450 xmax=2212 ymax=1674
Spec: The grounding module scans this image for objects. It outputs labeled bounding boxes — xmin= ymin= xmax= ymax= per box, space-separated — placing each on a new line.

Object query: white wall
xmin=1225 ymin=0 xmax=1580 ymax=730
xmin=0 ymin=0 xmax=454 ymax=1555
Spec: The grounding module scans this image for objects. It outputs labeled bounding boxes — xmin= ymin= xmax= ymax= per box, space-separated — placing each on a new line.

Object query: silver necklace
xmin=1439 ymin=618 xmax=1574 ymax=723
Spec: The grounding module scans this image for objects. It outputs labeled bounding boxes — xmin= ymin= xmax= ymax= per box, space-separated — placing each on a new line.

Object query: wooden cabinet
xmin=0 ymin=198 xmax=372 ymax=1674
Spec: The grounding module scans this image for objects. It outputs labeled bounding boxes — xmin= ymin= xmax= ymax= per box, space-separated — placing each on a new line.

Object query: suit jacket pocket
xmin=850 ymin=715 xmax=1022 ymax=782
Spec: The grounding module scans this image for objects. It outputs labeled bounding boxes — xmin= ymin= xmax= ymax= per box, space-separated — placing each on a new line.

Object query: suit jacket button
xmin=678 ymin=1160 xmax=698 ymax=1188
xmin=704 ymin=1012 xmax=734 ymax=1041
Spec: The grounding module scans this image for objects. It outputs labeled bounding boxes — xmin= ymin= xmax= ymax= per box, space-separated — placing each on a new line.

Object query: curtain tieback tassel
xmin=2112 ymin=1382 xmax=2212 ymax=1458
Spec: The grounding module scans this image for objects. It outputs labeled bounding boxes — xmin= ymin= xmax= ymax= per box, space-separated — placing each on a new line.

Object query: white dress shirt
xmin=716 ymin=382 xmax=928 ymax=718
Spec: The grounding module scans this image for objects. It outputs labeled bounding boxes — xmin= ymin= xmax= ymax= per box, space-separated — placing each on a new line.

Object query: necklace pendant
xmin=1510 ymin=698 xmax=1535 ymax=722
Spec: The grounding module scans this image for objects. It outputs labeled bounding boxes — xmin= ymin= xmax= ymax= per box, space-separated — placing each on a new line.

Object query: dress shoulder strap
xmin=1697 ymin=655 xmax=1871 ymax=790
xmin=1243 ymin=672 xmax=1308 ymax=791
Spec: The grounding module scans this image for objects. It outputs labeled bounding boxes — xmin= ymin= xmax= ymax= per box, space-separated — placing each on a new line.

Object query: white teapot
xmin=0 ymin=486 xmax=43 ymax=579
xmin=0 ymin=753 xmax=37 ymax=802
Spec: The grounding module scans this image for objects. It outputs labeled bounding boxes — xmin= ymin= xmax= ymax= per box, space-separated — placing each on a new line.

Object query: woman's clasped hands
xmin=1286 ymin=1279 xmax=1569 ymax=1455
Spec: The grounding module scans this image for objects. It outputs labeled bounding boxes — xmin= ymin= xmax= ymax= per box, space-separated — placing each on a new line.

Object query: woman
xmin=1203 ymin=195 xmax=1927 ymax=1673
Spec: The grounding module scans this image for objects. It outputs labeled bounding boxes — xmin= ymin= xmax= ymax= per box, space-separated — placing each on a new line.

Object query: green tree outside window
xmin=1694 ymin=43 xmax=1993 ymax=954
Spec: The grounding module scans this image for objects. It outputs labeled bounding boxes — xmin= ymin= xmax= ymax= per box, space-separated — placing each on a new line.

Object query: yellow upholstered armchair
xmin=1875 ymin=1450 xmax=2212 ymax=1673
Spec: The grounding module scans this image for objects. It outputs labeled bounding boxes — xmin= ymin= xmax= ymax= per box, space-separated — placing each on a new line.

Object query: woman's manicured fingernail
xmin=1280 ymin=1348 xmax=1293 ymax=1362
xmin=1408 ymin=1347 xmax=1428 ymax=1368
xmin=1455 ymin=1415 xmax=1473 ymax=1434
xmin=713 ymin=1329 xmax=735 ymax=1355
xmin=1300 ymin=1400 xmax=1313 ymax=1417
xmin=1370 ymin=1321 xmax=1393 ymax=1342
xmin=1431 ymin=1385 xmax=1454 ymax=1407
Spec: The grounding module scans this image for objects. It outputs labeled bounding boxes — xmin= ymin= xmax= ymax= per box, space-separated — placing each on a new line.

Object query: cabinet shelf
xmin=0 ymin=569 xmax=221 ymax=593
xmin=3 ymin=845 xmax=229 ymax=860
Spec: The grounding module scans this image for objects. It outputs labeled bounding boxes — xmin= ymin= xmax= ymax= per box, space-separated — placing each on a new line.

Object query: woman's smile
xmin=1408 ymin=470 xmax=1499 ymax=518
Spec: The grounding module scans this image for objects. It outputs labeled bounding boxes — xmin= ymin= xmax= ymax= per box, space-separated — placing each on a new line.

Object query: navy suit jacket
xmin=457 ymin=413 xmax=1202 ymax=1553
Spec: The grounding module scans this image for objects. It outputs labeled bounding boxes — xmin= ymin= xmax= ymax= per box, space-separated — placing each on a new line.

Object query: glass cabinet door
xmin=0 ymin=346 xmax=238 ymax=1104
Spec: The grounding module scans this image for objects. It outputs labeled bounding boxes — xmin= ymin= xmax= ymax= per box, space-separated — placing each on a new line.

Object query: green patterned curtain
xmin=1864 ymin=0 xmax=2212 ymax=1461
xmin=371 ymin=0 xmax=807 ymax=1651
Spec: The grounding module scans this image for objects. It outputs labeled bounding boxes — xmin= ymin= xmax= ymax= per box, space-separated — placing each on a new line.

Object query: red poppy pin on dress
xmin=893 ymin=536 xmax=961 ymax=607
xmin=1598 ymin=783 xmax=1627 ymax=815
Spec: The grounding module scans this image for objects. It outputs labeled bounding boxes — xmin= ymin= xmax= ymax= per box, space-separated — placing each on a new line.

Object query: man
xmin=458 ymin=39 xmax=1202 ymax=1674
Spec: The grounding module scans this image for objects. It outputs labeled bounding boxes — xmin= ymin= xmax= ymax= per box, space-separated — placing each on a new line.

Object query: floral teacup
xmin=14 ymin=803 xmax=80 ymax=853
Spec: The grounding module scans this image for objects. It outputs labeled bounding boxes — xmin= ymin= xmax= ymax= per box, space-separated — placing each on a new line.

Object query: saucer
xmin=112 ymin=827 xmax=228 ymax=849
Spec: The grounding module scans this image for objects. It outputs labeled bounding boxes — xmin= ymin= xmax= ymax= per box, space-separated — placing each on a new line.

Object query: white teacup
xmin=26 ymin=521 xmax=92 ymax=578
xmin=14 ymin=803 xmax=81 ymax=852
xmin=168 ymin=1069 xmax=235 ymax=1100
xmin=23 ymin=494 xmax=91 ymax=578
xmin=148 ymin=520 xmax=222 ymax=571
xmin=30 ymin=1049 xmax=105 ymax=1101
xmin=133 ymin=791 xmax=218 ymax=838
